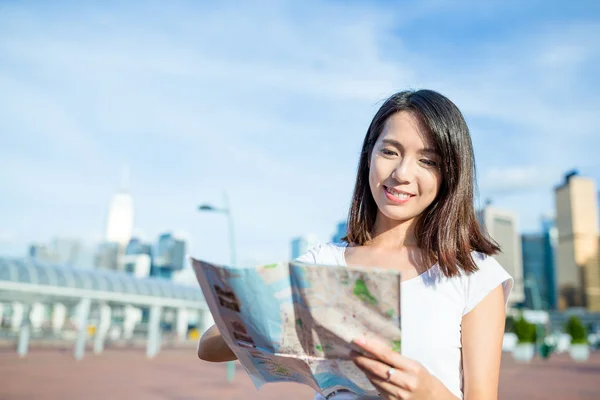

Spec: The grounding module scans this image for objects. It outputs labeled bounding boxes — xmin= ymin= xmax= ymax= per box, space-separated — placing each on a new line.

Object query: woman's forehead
xmin=378 ymin=111 xmax=435 ymax=148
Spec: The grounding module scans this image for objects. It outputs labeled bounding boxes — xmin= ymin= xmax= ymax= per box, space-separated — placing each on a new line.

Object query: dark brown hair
xmin=344 ymin=89 xmax=499 ymax=277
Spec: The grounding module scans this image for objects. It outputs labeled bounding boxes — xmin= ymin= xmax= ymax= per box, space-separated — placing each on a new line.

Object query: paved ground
xmin=1 ymin=345 xmax=600 ymax=399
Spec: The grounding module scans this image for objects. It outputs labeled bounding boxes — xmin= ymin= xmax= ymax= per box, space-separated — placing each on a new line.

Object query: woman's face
xmin=368 ymin=111 xmax=442 ymax=227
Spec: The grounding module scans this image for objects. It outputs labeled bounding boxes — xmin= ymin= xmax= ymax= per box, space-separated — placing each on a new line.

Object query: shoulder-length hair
xmin=343 ymin=89 xmax=499 ymax=277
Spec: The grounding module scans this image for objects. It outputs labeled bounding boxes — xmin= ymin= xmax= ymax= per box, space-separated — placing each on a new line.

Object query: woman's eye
xmin=420 ymin=159 xmax=437 ymax=167
xmin=381 ymin=149 xmax=398 ymax=156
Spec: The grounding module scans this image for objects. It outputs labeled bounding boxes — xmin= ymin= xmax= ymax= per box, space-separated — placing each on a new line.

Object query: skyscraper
xmin=29 ymin=238 xmax=94 ymax=269
xmin=290 ymin=234 xmax=319 ymax=260
xmin=555 ymin=171 xmax=600 ymax=311
xmin=105 ymin=166 xmax=134 ymax=247
xmin=28 ymin=243 xmax=60 ymax=263
xmin=94 ymin=242 xmax=120 ymax=270
xmin=478 ymin=205 xmax=525 ymax=307
xmin=123 ymin=238 xmax=153 ymax=278
xmin=521 ymin=217 xmax=557 ymax=310
xmin=541 ymin=216 xmax=558 ymax=309
xmin=521 ymin=234 xmax=547 ymax=309
xmin=151 ymin=233 xmax=187 ymax=279
xmin=51 ymin=238 xmax=83 ymax=266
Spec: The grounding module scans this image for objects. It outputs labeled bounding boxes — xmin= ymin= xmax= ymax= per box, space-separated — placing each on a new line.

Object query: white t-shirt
xmin=296 ymin=242 xmax=513 ymax=400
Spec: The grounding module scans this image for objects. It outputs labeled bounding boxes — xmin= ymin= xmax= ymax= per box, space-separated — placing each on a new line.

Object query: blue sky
xmin=1 ymin=0 xmax=599 ymax=267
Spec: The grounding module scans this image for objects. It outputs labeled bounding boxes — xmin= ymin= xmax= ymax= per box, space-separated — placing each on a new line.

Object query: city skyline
xmin=15 ymin=166 xmax=600 ymax=311
xmin=1 ymin=1 xmax=599 ymax=267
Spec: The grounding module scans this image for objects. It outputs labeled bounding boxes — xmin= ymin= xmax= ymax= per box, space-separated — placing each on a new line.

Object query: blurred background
xmin=1 ymin=0 xmax=600 ymax=399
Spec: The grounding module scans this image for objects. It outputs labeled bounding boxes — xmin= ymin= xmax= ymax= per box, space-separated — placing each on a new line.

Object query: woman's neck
xmin=368 ymin=215 xmax=419 ymax=249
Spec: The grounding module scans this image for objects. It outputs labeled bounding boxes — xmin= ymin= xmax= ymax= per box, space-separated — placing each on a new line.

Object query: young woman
xmin=198 ymin=89 xmax=513 ymax=400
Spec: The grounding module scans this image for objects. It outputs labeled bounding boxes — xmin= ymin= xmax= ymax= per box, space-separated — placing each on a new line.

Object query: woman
xmin=199 ymin=89 xmax=513 ymax=400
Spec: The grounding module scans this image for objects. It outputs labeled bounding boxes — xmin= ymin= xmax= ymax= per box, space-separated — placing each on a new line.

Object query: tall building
xmin=123 ymin=238 xmax=153 ymax=278
xmin=28 ymin=243 xmax=60 ymax=263
xmin=151 ymin=233 xmax=187 ymax=279
xmin=331 ymin=221 xmax=348 ymax=243
xmin=555 ymin=171 xmax=600 ymax=311
xmin=478 ymin=205 xmax=525 ymax=307
xmin=521 ymin=217 xmax=557 ymax=310
xmin=521 ymin=234 xmax=547 ymax=309
xmin=51 ymin=238 xmax=83 ymax=266
xmin=541 ymin=216 xmax=558 ymax=309
xmin=125 ymin=238 xmax=153 ymax=258
xmin=94 ymin=242 xmax=120 ymax=270
xmin=290 ymin=234 xmax=319 ymax=260
xmin=105 ymin=166 xmax=134 ymax=247
xmin=29 ymin=238 xmax=94 ymax=269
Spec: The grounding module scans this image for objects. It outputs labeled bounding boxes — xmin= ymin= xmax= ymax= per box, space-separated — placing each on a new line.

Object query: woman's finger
xmin=353 ymin=354 xmax=417 ymax=391
xmin=353 ymin=337 xmax=417 ymax=373
xmin=363 ymin=371 xmax=411 ymax=400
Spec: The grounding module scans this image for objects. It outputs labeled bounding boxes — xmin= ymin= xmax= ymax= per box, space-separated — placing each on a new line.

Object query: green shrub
xmin=565 ymin=316 xmax=587 ymax=345
xmin=513 ymin=316 xmax=536 ymax=344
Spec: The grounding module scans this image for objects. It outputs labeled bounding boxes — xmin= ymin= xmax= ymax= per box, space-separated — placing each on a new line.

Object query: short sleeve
xmin=295 ymin=247 xmax=317 ymax=264
xmin=462 ymin=253 xmax=513 ymax=315
xmin=294 ymin=242 xmax=347 ymax=267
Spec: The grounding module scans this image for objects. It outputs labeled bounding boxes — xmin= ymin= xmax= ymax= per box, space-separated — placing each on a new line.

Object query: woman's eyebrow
xmin=381 ymin=139 xmax=437 ymax=155
xmin=381 ymin=138 xmax=402 ymax=147
xmin=420 ymin=148 xmax=438 ymax=155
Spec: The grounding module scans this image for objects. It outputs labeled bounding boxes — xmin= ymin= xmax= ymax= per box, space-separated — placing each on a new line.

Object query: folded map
xmin=191 ymin=258 xmax=402 ymax=398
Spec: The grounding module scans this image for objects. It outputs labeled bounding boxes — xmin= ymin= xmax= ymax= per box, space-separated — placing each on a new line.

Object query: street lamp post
xmin=197 ymin=192 xmax=236 ymax=383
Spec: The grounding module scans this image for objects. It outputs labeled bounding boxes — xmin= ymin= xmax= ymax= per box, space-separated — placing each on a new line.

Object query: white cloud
xmin=480 ymin=166 xmax=559 ymax=194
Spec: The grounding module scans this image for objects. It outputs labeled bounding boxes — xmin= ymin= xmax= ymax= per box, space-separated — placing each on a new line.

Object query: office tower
xmin=541 ymin=217 xmax=558 ymax=309
xmin=122 ymin=238 xmax=153 ymax=278
xmin=478 ymin=205 xmax=525 ymax=307
xmin=151 ymin=233 xmax=187 ymax=279
xmin=94 ymin=242 xmax=120 ymax=270
xmin=555 ymin=171 xmax=600 ymax=311
xmin=29 ymin=238 xmax=94 ymax=269
xmin=125 ymin=238 xmax=153 ymax=258
xmin=290 ymin=234 xmax=319 ymax=260
xmin=28 ymin=243 xmax=60 ymax=263
xmin=332 ymin=221 xmax=348 ymax=243
xmin=521 ymin=218 xmax=558 ymax=309
xmin=51 ymin=238 xmax=82 ymax=266
xmin=105 ymin=166 xmax=134 ymax=246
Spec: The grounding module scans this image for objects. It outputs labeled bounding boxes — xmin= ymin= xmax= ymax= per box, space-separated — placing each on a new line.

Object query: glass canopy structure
xmin=0 ymin=257 xmax=209 ymax=360
xmin=0 ymin=257 xmax=204 ymax=307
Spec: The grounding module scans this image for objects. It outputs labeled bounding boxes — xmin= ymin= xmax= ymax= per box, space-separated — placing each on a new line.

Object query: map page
xmin=191 ymin=258 xmax=402 ymax=398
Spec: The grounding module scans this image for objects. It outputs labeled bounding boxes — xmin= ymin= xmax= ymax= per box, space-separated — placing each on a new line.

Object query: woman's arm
xmin=197 ymin=324 xmax=237 ymax=362
xmin=461 ymin=285 xmax=506 ymax=400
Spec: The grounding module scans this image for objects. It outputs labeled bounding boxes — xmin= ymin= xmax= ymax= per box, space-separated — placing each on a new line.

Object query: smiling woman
xmin=366 ymin=112 xmax=442 ymax=240
xmin=197 ymin=89 xmax=513 ymax=400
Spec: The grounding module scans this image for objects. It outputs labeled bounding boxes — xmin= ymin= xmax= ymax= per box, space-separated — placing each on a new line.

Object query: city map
xmin=191 ymin=258 xmax=402 ymax=398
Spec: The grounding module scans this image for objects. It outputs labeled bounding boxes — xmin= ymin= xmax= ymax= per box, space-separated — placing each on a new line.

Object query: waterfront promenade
xmin=1 ymin=346 xmax=599 ymax=399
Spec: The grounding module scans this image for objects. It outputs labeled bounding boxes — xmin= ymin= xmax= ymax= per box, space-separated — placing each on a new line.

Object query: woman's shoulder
xmin=459 ymin=251 xmax=514 ymax=315
xmin=294 ymin=242 xmax=347 ymax=266
xmin=466 ymin=251 xmax=511 ymax=277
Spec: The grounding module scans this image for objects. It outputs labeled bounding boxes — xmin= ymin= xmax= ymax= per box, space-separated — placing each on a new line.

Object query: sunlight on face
xmin=368 ymin=111 xmax=442 ymax=227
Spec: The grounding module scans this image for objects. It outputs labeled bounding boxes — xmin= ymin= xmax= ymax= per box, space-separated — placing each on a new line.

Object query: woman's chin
xmin=376 ymin=209 xmax=419 ymax=225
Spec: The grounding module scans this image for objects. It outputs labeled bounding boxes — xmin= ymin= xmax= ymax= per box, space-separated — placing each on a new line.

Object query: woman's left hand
xmin=351 ymin=337 xmax=455 ymax=400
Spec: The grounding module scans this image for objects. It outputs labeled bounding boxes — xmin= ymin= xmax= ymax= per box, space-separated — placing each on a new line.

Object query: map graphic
xmin=191 ymin=259 xmax=402 ymax=398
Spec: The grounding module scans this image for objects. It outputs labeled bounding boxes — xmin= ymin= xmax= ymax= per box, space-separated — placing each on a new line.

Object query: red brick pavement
xmin=1 ymin=346 xmax=599 ymax=399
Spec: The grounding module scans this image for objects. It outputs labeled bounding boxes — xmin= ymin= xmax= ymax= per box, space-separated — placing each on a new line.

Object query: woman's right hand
xmin=197 ymin=324 xmax=238 ymax=362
